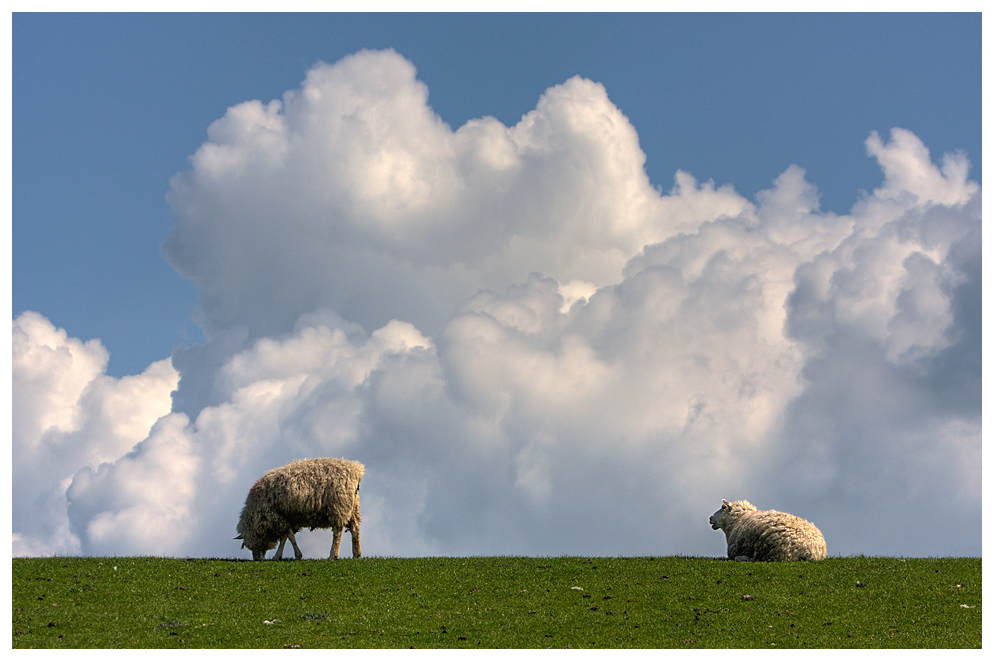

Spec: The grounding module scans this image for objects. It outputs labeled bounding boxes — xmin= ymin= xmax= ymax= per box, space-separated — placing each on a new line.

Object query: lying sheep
xmin=709 ymin=499 xmax=826 ymax=562
xmin=235 ymin=458 xmax=364 ymax=560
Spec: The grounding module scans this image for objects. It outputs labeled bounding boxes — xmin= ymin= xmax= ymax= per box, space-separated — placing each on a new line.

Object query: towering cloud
xmin=162 ymin=49 xmax=744 ymax=344
xmin=13 ymin=50 xmax=980 ymax=558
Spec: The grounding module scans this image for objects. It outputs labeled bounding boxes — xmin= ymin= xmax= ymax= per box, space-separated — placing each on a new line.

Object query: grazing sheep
xmin=235 ymin=458 xmax=364 ymax=560
xmin=709 ymin=499 xmax=826 ymax=562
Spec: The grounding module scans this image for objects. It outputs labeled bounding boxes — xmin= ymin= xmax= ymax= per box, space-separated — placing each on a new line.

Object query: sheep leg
xmin=273 ymin=536 xmax=288 ymax=560
xmin=330 ymin=527 xmax=342 ymax=560
xmin=287 ymin=530 xmax=303 ymax=559
xmin=272 ymin=531 xmax=303 ymax=560
xmin=351 ymin=525 xmax=361 ymax=558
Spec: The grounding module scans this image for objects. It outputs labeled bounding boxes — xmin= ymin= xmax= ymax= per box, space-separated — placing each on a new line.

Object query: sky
xmin=10 ymin=13 xmax=983 ymax=560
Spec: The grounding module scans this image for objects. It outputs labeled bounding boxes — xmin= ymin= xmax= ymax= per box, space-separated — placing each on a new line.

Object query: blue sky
xmin=12 ymin=13 xmax=982 ymax=559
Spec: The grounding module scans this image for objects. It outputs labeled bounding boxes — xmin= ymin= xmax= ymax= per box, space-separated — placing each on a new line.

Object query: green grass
xmin=12 ymin=556 xmax=980 ymax=648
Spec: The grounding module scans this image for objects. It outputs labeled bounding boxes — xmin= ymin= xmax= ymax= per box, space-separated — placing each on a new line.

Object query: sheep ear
xmin=234 ymin=534 xmax=243 ymax=540
xmin=722 ymin=499 xmax=730 ymax=506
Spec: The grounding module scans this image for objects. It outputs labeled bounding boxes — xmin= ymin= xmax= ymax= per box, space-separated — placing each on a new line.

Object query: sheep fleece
xmin=237 ymin=458 xmax=364 ymax=559
xmin=710 ymin=499 xmax=826 ymax=562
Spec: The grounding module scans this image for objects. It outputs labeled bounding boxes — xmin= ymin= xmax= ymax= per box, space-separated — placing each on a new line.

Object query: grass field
xmin=12 ymin=555 xmax=980 ymax=648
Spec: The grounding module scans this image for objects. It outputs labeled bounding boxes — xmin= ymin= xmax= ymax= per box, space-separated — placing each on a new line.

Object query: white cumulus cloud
xmin=13 ymin=50 xmax=981 ymax=559
xmin=162 ymin=49 xmax=740 ymax=343
xmin=13 ymin=312 xmax=178 ymax=555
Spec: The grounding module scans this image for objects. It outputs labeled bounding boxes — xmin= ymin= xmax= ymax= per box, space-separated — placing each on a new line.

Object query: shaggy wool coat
xmin=710 ymin=499 xmax=826 ymax=562
xmin=236 ymin=458 xmax=364 ymax=560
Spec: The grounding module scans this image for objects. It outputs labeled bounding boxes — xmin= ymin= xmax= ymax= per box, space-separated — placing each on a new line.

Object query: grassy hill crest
xmin=12 ymin=555 xmax=981 ymax=648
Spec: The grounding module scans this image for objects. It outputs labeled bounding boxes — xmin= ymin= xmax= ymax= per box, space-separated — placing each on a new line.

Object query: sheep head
xmin=710 ymin=499 xmax=756 ymax=530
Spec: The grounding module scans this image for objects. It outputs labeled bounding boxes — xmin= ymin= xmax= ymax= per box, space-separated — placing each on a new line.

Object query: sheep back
xmin=236 ymin=458 xmax=364 ymax=556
